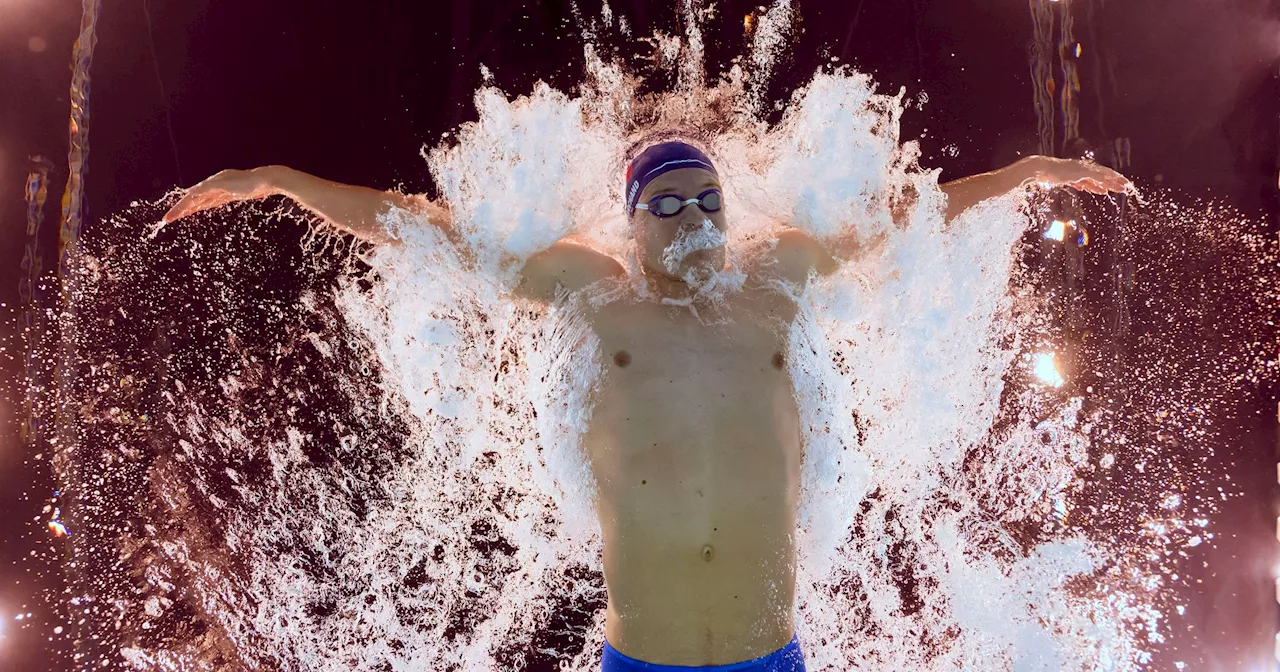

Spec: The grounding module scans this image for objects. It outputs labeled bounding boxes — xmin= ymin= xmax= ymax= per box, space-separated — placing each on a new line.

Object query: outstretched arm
xmin=940 ymin=155 xmax=1129 ymax=224
xmin=161 ymin=165 xmax=455 ymax=248
xmin=759 ymin=155 xmax=1131 ymax=288
xmin=163 ymin=165 xmax=623 ymax=303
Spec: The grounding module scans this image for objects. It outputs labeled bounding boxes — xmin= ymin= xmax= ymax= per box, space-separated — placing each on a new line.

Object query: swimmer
xmin=164 ymin=144 xmax=1128 ymax=671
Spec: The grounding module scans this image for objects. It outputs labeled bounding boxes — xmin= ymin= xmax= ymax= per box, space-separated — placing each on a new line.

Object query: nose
xmin=677 ymin=207 xmax=707 ymax=231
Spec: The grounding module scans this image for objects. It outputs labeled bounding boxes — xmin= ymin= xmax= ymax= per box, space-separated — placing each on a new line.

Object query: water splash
xmin=38 ymin=1 xmax=1277 ymax=670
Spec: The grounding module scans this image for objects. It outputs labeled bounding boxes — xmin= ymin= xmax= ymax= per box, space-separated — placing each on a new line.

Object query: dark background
xmin=1 ymin=0 xmax=1277 ymax=670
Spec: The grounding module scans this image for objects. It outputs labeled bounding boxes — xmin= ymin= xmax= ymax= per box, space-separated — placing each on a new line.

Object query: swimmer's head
xmin=623 ymin=140 xmax=727 ymax=281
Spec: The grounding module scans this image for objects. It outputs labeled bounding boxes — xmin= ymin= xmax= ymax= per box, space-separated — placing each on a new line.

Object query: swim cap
xmin=624 ymin=141 xmax=718 ymax=217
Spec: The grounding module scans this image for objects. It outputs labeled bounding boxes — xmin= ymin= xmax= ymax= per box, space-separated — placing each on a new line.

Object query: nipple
xmin=701 ymin=544 xmax=715 ymax=562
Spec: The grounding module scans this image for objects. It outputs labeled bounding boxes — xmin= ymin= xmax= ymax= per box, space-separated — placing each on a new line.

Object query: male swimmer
xmin=164 ymin=139 xmax=1127 ymax=671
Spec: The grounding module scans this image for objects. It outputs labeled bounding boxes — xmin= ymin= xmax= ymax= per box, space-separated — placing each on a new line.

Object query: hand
xmin=1022 ymin=155 xmax=1131 ymax=195
xmin=161 ymin=166 xmax=284 ymax=224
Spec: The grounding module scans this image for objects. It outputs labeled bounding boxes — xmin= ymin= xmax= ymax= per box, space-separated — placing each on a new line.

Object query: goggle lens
xmin=700 ymin=191 xmax=722 ymax=211
xmin=654 ymin=196 xmax=684 ymax=216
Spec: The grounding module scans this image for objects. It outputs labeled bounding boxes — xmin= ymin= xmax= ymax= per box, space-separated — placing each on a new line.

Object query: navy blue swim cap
xmin=624 ymin=141 xmax=718 ymax=217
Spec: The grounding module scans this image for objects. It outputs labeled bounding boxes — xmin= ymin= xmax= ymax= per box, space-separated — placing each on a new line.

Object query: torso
xmin=579 ymin=276 xmax=804 ymax=666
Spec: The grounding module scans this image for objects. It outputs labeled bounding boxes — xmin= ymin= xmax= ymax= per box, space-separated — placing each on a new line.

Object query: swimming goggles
xmin=635 ymin=189 xmax=722 ymax=218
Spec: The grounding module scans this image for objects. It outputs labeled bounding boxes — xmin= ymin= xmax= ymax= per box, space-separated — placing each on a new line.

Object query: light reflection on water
xmin=36 ymin=1 xmax=1277 ymax=670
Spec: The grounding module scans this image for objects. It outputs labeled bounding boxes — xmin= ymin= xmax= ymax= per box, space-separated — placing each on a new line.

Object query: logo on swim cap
xmin=627 ymin=181 xmax=639 ymax=212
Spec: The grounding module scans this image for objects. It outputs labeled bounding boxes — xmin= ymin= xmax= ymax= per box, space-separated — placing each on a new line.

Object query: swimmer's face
xmin=629 ymin=168 xmax=728 ymax=280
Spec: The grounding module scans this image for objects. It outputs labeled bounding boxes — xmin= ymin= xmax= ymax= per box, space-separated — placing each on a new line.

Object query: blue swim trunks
xmin=601 ymin=634 xmax=806 ymax=671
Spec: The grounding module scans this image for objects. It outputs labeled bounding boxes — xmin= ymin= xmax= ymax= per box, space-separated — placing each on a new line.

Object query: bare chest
xmin=579 ymin=291 xmax=804 ymax=519
xmin=583 ymin=293 xmax=798 ymax=465
xmin=578 ymin=291 xmax=804 ymax=663
xmin=582 ymin=296 xmax=802 ymax=539
xmin=593 ymin=299 xmax=789 ymax=409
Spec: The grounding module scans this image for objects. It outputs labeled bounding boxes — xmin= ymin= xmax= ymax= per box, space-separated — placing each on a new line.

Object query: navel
xmin=613 ymin=350 xmax=631 ymax=368
xmin=701 ymin=544 xmax=715 ymax=562
xmin=772 ymin=351 xmax=785 ymax=370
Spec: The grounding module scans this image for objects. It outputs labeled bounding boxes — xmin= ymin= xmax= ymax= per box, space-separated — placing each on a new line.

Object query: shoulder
xmin=515 ymin=241 xmax=625 ymax=302
xmin=744 ymin=229 xmax=838 ymax=288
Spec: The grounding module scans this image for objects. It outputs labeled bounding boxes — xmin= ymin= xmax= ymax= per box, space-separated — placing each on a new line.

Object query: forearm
xmin=268 ymin=166 xmax=451 ymax=246
xmin=939 ymin=156 xmax=1038 ymax=224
